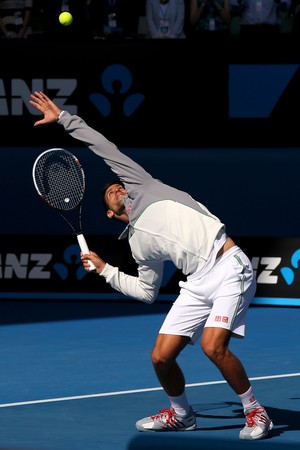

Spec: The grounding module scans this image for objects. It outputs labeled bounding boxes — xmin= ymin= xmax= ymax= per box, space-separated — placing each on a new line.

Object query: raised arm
xmin=30 ymin=91 xmax=152 ymax=188
xmin=29 ymin=91 xmax=62 ymax=126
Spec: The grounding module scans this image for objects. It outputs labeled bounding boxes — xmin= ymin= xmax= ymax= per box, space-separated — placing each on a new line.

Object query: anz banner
xmin=0 ymin=235 xmax=300 ymax=307
xmin=0 ymin=38 xmax=300 ymax=148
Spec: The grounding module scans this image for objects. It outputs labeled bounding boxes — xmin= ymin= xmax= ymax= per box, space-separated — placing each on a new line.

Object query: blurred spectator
xmin=290 ymin=0 xmax=300 ymax=32
xmin=184 ymin=0 xmax=192 ymax=35
xmin=189 ymin=0 xmax=231 ymax=35
xmin=0 ymin=0 xmax=33 ymax=38
xmin=229 ymin=0 xmax=292 ymax=34
xmin=89 ymin=0 xmax=140 ymax=40
xmin=146 ymin=0 xmax=186 ymax=39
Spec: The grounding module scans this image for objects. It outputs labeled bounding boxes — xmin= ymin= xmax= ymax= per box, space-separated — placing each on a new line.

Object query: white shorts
xmin=159 ymin=246 xmax=256 ymax=344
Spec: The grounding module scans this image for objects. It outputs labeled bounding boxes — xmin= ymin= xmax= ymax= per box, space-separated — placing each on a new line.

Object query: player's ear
xmin=106 ymin=209 xmax=114 ymax=219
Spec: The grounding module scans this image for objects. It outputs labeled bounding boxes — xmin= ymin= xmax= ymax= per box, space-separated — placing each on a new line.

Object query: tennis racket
xmin=32 ymin=148 xmax=96 ymax=271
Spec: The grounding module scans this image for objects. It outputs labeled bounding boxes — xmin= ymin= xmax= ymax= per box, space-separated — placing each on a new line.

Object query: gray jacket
xmin=59 ymin=111 xmax=226 ymax=302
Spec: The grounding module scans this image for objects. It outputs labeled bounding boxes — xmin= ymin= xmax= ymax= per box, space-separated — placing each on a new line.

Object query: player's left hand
xmin=29 ymin=91 xmax=62 ymax=126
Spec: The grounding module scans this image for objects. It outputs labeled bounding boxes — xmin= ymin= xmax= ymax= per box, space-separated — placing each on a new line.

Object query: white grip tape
xmin=77 ymin=234 xmax=96 ymax=271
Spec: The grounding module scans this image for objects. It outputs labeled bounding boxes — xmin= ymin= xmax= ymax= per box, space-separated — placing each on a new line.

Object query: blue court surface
xmin=0 ymin=301 xmax=299 ymax=450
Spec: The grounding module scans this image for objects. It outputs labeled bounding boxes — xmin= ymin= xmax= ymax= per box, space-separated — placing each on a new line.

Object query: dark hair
xmin=101 ymin=180 xmax=125 ymax=211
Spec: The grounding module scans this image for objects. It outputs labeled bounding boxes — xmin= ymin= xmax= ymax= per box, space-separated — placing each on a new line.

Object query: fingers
xmin=30 ymin=91 xmax=51 ymax=109
xmin=80 ymin=252 xmax=93 ymax=266
xmin=81 ymin=256 xmax=91 ymax=271
xmin=33 ymin=120 xmax=43 ymax=127
xmin=30 ymin=92 xmax=47 ymax=107
xmin=30 ymin=91 xmax=60 ymax=126
xmin=33 ymin=91 xmax=49 ymax=101
xmin=81 ymin=251 xmax=95 ymax=258
xmin=80 ymin=252 xmax=104 ymax=274
xmin=81 ymin=254 xmax=95 ymax=272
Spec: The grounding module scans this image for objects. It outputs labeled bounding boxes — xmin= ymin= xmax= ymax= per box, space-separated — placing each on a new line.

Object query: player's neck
xmin=115 ymin=212 xmax=129 ymax=223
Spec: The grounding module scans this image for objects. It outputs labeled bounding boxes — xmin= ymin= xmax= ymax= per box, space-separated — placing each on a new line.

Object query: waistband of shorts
xmin=187 ymin=245 xmax=241 ymax=281
xmin=214 ymin=245 xmax=241 ymax=266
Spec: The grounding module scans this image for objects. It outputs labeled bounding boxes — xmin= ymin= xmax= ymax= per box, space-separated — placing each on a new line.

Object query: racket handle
xmin=77 ymin=234 xmax=96 ymax=272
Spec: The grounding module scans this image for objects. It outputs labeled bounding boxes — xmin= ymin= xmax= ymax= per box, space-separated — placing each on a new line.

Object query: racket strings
xmin=35 ymin=152 xmax=85 ymax=211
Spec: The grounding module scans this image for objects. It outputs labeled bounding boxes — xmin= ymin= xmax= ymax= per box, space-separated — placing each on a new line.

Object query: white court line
xmin=0 ymin=372 xmax=299 ymax=409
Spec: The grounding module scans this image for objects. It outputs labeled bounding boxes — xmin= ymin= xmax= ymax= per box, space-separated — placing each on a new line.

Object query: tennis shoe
xmin=135 ymin=407 xmax=196 ymax=432
xmin=239 ymin=407 xmax=274 ymax=440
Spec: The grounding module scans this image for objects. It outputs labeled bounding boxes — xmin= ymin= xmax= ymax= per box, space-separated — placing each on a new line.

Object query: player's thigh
xmin=204 ymin=252 xmax=255 ymax=337
xmin=159 ymin=301 xmax=210 ymax=345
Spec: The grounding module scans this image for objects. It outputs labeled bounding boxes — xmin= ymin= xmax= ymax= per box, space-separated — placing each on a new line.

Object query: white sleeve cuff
xmin=57 ymin=110 xmax=65 ymax=123
xmin=99 ymin=263 xmax=113 ymax=277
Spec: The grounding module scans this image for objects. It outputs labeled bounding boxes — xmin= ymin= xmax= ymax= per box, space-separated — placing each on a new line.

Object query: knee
xmin=201 ymin=340 xmax=226 ymax=364
xmin=151 ymin=347 xmax=173 ymax=369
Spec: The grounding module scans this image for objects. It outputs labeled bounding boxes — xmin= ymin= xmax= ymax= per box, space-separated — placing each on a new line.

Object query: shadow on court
xmin=193 ymin=401 xmax=300 ymax=436
xmin=127 ymin=435 xmax=300 ymax=450
xmin=263 ymin=404 xmax=300 ymax=438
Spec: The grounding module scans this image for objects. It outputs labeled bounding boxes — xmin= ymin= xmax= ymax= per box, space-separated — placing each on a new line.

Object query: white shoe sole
xmin=240 ymin=420 xmax=274 ymax=440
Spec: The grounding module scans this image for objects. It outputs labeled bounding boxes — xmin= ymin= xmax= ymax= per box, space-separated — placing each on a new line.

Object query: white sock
xmin=169 ymin=391 xmax=190 ymax=417
xmin=239 ymin=386 xmax=261 ymax=412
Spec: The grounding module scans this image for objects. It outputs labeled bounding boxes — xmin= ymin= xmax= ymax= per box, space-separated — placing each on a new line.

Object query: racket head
xmin=32 ymin=148 xmax=85 ymax=211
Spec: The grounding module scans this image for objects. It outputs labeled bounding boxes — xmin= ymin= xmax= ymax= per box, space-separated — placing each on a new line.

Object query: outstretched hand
xmin=29 ymin=91 xmax=62 ymax=126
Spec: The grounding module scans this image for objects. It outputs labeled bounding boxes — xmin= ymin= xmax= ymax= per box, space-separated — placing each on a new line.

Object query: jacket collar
xmin=118 ymin=223 xmax=133 ymax=240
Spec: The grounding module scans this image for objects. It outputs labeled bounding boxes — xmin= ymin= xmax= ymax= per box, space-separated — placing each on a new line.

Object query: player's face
xmin=105 ymin=183 xmax=127 ymax=216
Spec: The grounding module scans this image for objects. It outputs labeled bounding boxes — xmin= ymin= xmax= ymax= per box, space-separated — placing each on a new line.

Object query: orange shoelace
xmin=245 ymin=408 xmax=267 ymax=427
xmin=151 ymin=408 xmax=176 ymax=424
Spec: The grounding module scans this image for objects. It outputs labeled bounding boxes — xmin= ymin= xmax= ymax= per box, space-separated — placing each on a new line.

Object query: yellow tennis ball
xmin=59 ymin=12 xmax=73 ymax=26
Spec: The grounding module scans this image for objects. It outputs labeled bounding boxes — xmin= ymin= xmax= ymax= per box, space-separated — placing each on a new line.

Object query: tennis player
xmin=30 ymin=91 xmax=274 ymax=440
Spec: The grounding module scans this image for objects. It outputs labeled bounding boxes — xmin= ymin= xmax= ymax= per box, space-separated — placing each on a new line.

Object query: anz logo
xmin=0 ymin=254 xmax=52 ymax=279
xmin=0 ymin=245 xmax=87 ymax=280
xmin=279 ymin=249 xmax=300 ymax=286
xmin=52 ymin=244 xmax=86 ymax=281
xmin=89 ymin=64 xmax=145 ymax=117
xmin=0 ymin=79 xmax=78 ymax=116
xmin=252 ymin=257 xmax=281 ymax=285
xmin=252 ymin=249 xmax=300 ymax=286
xmin=0 ymin=64 xmax=144 ymax=117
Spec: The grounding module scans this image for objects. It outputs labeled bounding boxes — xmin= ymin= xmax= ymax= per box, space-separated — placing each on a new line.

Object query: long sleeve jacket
xmin=59 ymin=111 xmax=225 ymax=303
